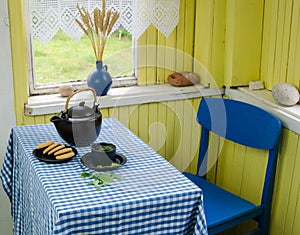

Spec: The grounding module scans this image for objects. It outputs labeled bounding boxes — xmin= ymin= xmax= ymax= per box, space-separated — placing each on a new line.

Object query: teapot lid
xmin=67 ymin=101 xmax=95 ymax=119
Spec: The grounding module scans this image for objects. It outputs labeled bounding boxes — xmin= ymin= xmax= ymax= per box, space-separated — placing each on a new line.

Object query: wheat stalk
xmin=75 ymin=0 xmax=120 ymax=61
xmin=106 ymin=12 xmax=120 ymax=36
xmin=103 ymin=9 xmax=111 ymax=38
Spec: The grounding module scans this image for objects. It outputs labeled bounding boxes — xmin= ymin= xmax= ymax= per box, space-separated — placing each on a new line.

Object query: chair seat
xmin=183 ymin=172 xmax=258 ymax=229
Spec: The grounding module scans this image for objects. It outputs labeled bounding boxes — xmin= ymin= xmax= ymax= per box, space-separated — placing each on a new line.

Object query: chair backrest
xmin=196 ymin=98 xmax=281 ymax=206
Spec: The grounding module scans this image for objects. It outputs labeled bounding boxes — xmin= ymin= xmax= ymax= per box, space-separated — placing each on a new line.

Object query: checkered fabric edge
xmin=0 ymin=130 xmax=13 ymax=201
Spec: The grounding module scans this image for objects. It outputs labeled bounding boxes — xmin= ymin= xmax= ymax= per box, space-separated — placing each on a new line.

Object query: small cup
xmin=91 ymin=142 xmax=116 ymax=166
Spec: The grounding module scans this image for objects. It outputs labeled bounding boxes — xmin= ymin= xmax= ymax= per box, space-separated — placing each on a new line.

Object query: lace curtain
xmin=27 ymin=0 xmax=180 ymax=44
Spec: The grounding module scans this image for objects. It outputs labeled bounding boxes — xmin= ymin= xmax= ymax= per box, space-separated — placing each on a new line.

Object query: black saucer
xmin=80 ymin=152 xmax=127 ymax=172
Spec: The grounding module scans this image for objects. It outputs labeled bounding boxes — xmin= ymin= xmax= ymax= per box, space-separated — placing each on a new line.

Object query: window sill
xmin=226 ymin=87 xmax=300 ymax=135
xmin=29 ymin=77 xmax=138 ymax=95
xmin=25 ymin=84 xmax=224 ymax=116
xmin=25 ymin=84 xmax=300 ymax=135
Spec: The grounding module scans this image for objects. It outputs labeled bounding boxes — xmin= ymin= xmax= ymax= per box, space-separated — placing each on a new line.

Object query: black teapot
xmin=50 ymin=88 xmax=102 ymax=147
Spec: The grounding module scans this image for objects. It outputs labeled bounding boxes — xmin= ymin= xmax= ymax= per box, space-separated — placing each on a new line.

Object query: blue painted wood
xmin=183 ymin=98 xmax=281 ymax=235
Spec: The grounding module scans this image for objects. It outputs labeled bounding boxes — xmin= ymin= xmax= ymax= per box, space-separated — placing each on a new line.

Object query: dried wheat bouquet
xmin=76 ymin=0 xmax=120 ymax=61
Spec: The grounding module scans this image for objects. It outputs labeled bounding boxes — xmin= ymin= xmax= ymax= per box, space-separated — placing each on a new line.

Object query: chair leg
xmin=259 ymin=224 xmax=269 ymax=235
xmin=257 ymin=216 xmax=270 ymax=235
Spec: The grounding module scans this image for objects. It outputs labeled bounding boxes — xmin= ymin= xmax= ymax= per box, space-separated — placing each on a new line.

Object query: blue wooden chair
xmin=183 ymin=98 xmax=281 ymax=235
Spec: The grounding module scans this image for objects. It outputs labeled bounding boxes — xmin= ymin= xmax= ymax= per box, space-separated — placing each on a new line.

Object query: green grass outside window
xmin=33 ymin=30 xmax=133 ymax=84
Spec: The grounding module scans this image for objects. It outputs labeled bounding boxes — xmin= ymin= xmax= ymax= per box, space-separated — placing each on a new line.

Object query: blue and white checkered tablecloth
xmin=1 ymin=118 xmax=207 ymax=235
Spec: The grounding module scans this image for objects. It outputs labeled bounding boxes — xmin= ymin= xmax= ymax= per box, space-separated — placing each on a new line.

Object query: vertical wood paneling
xmin=100 ymin=108 xmax=109 ymax=119
xmin=286 ymin=0 xmax=300 ymax=87
xmin=108 ymin=107 xmax=119 ymax=120
xmin=292 ymin=189 xmax=300 ymax=234
xmin=24 ymin=116 xmax=35 ymax=125
xmin=138 ymin=104 xmax=149 ymax=143
xmin=45 ymin=114 xmax=53 ymax=124
xmin=192 ymin=0 xmax=226 ymax=89
xmin=148 ymin=102 xmax=158 ymax=150
xmin=242 ymin=148 xmax=267 ymax=204
xmin=284 ymin=139 xmax=300 ymax=234
xmin=205 ymin=133 xmax=219 ymax=183
xmin=190 ymin=98 xmax=201 ymax=174
xmin=193 ymin=0 xmax=215 ymax=86
xmin=260 ymin=0 xmax=274 ymax=89
xmin=8 ymin=1 xmax=28 ymax=126
xmin=128 ymin=105 xmax=139 ymax=136
xmin=216 ymin=139 xmax=235 ymax=189
xmin=164 ymin=30 xmax=177 ymax=82
xmin=224 ymin=0 xmax=264 ymax=87
xmin=223 ymin=0 xmax=235 ymax=87
xmin=34 ymin=115 xmax=45 ymax=125
xmin=265 ymin=0 xmax=279 ymax=89
xmin=175 ymin=0 xmax=185 ymax=72
xmin=270 ymin=129 xmax=299 ymax=234
xmin=279 ymin=0 xmax=294 ymax=86
xmin=261 ymin=0 xmax=300 ymax=224
xmin=183 ymin=0 xmax=195 ymax=71
xmin=137 ymin=31 xmax=147 ymax=85
xmin=157 ymin=32 xmax=166 ymax=84
xmin=210 ymin=0 xmax=226 ymax=88
xmin=157 ymin=102 xmax=167 ymax=156
xmin=272 ymin=0 xmax=293 ymax=86
xmin=146 ymin=25 xmax=157 ymax=85
xmin=272 ymin=0 xmax=287 ymax=86
xmin=117 ymin=106 xmax=130 ymax=127
xmin=169 ymin=100 xmax=184 ymax=168
xmin=194 ymin=0 xmax=214 ymax=68
xmin=165 ymin=100 xmax=176 ymax=162
xmin=181 ymin=99 xmax=193 ymax=171
xmin=261 ymin=0 xmax=300 ymax=90
xmin=229 ymin=144 xmax=247 ymax=196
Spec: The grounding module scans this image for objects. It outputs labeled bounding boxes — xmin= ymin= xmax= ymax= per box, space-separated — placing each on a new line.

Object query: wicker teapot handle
xmin=65 ymin=88 xmax=97 ymax=111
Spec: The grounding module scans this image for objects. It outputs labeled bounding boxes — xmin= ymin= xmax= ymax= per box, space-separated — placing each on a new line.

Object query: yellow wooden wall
xmin=261 ymin=0 xmax=300 ymax=90
xmin=270 ymin=129 xmax=300 ymax=235
xmin=7 ymin=0 xmax=300 ymax=234
xmin=214 ymin=1 xmax=300 ymax=234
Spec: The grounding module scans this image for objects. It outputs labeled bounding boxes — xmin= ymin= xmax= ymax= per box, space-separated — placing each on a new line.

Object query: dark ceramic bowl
xmin=90 ymin=142 xmax=116 ymax=166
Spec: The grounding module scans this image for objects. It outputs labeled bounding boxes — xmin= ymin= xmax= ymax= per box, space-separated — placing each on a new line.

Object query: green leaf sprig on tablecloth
xmin=81 ymin=172 xmax=122 ymax=191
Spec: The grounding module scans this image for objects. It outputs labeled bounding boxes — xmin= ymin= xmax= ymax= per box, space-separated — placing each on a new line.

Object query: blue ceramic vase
xmin=87 ymin=61 xmax=112 ymax=96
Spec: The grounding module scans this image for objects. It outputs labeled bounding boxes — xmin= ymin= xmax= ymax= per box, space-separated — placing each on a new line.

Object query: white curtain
xmin=27 ymin=0 xmax=180 ymax=44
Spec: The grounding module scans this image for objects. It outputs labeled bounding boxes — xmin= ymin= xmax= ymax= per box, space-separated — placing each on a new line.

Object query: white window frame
xmin=25 ymin=2 xmax=138 ymax=96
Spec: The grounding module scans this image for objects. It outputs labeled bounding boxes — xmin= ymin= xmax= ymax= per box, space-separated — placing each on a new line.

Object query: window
xmin=29 ymin=29 xmax=135 ymax=95
xmin=25 ymin=0 xmax=180 ymax=95
xmin=26 ymin=1 xmax=136 ymax=95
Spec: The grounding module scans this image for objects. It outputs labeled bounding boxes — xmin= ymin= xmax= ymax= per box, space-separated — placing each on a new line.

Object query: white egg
xmin=272 ymin=82 xmax=300 ymax=106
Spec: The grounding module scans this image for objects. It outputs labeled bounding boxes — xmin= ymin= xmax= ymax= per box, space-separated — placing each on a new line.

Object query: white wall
xmin=0 ymin=0 xmax=15 ymax=233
